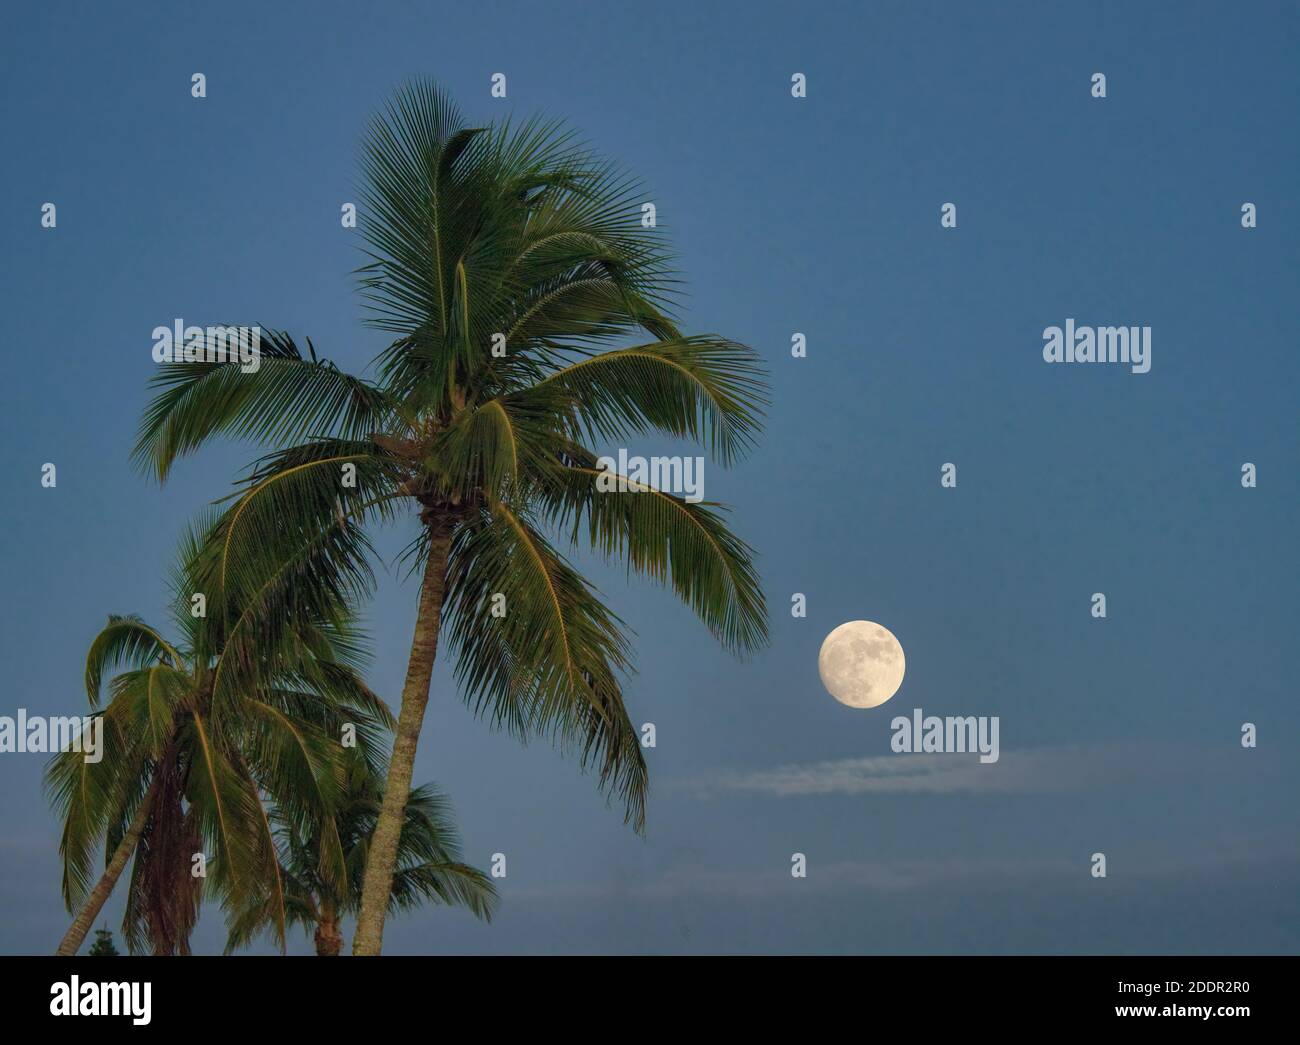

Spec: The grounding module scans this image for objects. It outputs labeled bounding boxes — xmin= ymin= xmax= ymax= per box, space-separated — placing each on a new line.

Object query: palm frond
xmin=84 ymin=616 xmax=182 ymax=707
xmin=444 ymin=505 xmax=649 ymax=828
xmin=521 ymin=335 xmax=769 ymax=465
xmin=538 ymin=461 xmax=768 ymax=654
xmin=134 ymin=329 xmax=395 ymax=481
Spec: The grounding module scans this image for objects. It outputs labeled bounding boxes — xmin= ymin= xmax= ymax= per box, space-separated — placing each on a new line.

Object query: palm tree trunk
xmin=352 ymin=525 xmax=452 ymax=955
xmin=315 ymin=903 xmax=344 ymax=956
xmin=55 ymin=778 xmax=157 ymax=956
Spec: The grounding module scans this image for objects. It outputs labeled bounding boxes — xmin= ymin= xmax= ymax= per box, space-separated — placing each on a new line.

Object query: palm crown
xmin=132 ymin=80 xmax=769 ymax=953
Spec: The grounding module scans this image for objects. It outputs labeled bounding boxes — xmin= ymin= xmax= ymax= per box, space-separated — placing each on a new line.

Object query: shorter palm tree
xmin=226 ymin=755 xmax=495 ymax=955
xmin=49 ymin=527 xmax=392 ymax=955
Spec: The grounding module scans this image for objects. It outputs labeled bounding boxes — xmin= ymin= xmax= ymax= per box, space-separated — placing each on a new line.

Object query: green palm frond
xmin=443 ymin=504 xmax=649 ymax=827
xmin=45 ymin=731 xmax=147 ymax=910
xmin=521 ymin=335 xmax=769 ymax=465
xmin=84 ymin=616 xmax=182 ymax=707
xmin=537 ymin=461 xmax=768 ymax=654
xmin=105 ymin=665 xmax=191 ymax=759
xmin=133 ymin=329 xmax=395 ymax=482
xmin=388 ymin=862 xmax=496 ymax=919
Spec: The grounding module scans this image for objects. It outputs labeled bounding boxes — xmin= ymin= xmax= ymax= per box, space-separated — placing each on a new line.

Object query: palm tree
xmin=132 ymin=79 xmax=769 ymax=954
xmin=226 ymin=755 xmax=496 ymax=955
xmin=88 ymin=926 xmax=120 ymax=956
xmin=49 ymin=528 xmax=392 ymax=955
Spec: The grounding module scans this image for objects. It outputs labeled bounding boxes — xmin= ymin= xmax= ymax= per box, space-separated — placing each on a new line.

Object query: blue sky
xmin=2 ymin=0 xmax=1297 ymax=954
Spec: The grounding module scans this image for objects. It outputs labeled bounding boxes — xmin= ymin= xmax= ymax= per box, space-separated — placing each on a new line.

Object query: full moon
xmin=818 ymin=621 xmax=906 ymax=709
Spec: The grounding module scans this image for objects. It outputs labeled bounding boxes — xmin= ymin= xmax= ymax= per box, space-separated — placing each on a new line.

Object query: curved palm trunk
xmin=352 ymin=527 xmax=452 ymax=955
xmin=55 ymin=778 xmax=157 ymax=956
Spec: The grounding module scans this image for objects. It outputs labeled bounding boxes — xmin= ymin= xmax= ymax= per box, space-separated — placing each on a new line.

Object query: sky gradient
xmin=2 ymin=0 xmax=1297 ymax=954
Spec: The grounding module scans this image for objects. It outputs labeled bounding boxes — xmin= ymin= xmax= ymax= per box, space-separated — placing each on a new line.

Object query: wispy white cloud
xmin=671 ymin=743 xmax=1216 ymax=798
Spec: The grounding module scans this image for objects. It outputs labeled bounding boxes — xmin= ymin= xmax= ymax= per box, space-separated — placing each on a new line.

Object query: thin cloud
xmin=672 ymin=743 xmax=1220 ymax=798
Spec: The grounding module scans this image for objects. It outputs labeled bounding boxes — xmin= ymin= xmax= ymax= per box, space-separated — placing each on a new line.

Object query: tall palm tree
xmin=132 ymin=79 xmax=769 ymax=954
xmin=226 ymin=756 xmax=496 ymax=955
xmin=49 ymin=528 xmax=392 ymax=955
